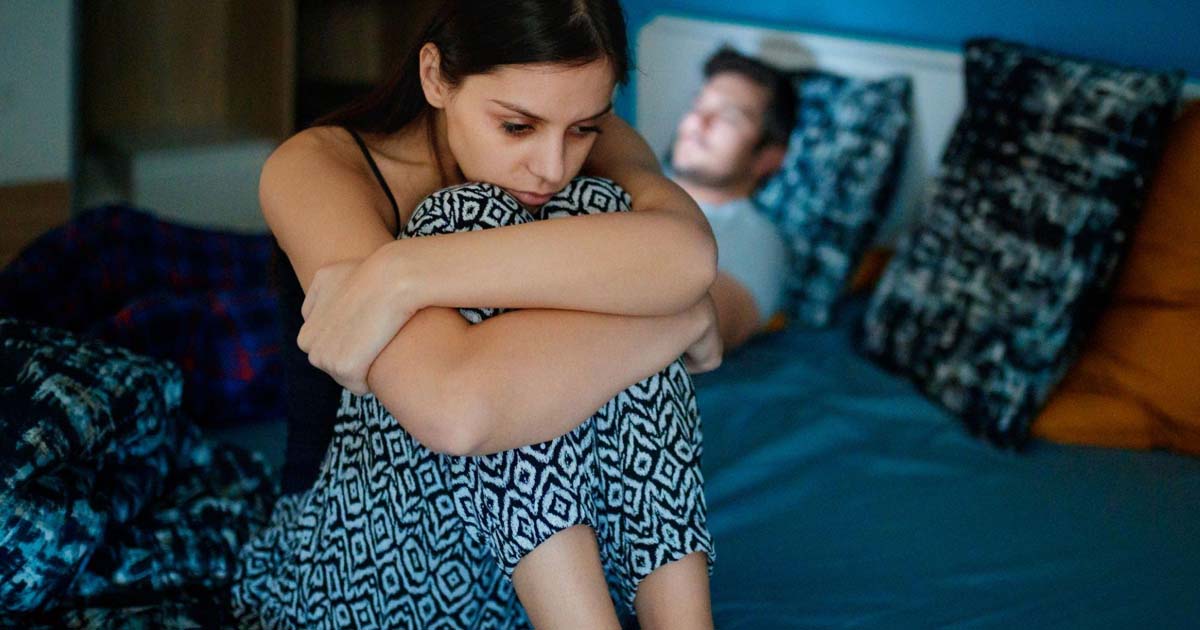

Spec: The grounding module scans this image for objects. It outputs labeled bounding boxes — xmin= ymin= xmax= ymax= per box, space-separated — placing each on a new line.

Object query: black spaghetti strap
xmin=345 ymin=127 xmax=402 ymax=233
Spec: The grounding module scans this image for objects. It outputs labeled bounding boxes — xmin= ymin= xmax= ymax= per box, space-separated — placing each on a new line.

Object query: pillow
xmin=1033 ymin=101 xmax=1200 ymax=455
xmin=856 ymin=38 xmax=1185 ymax=448
xmin=755 ymin=71 xmax=912 ymax=327
xmin=0 ymin=317 xmax=183 ymax=610
xmin=0 ymin=317 xmax=275 ymax=613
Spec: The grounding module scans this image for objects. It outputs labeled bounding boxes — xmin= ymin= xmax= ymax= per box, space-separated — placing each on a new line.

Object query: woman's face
xmin=433 ymin=57 xmax=616 ymax=207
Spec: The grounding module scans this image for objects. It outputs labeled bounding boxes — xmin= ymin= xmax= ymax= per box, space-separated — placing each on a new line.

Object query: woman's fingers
xmin=298 ymin=317 xmax=373 ymax=395
xmin=295 ymin=258 xmax=401 ymax=397
xmin=683 ymin=319 xmax=723 ymax=374
xmin=301 ymin=276 xmax=319 ymax=321
xmin=297 ymin=321 xmax=312 ymax=353
xmin=683 ymin=355 xmax=698 ymax=373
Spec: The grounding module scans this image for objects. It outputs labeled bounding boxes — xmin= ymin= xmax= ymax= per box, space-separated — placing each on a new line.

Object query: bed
xmin=696 ymin=295 xmax=1200 ymax=628
xmin=206 ymin=298 xmax=1200 ymax=628
xmin=209 ymin=299 xmax=1200 ymax=627
xmin=636 ymin=14 xmax=1200 ymax=628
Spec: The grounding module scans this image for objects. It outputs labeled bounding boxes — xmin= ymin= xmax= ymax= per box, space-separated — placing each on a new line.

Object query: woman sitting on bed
xmin=231 ymin=1 xmax=721 ymax=628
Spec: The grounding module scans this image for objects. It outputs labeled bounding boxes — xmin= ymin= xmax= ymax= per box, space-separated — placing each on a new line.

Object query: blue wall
xmin=616 ymin=0 xmax=1199 ymax=120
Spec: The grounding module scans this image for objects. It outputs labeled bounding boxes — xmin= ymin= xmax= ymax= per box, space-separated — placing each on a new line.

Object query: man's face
xmin=670 ymin=72 xmax=771 ymax=188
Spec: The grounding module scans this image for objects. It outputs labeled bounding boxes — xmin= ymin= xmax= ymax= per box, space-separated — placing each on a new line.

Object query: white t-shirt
xmin=697 ymin=197 xmax=788 ymax=325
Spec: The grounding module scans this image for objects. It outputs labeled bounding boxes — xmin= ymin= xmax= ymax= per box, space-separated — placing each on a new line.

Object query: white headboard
xmin=634 ymin=14 xmax=1200 ymax=245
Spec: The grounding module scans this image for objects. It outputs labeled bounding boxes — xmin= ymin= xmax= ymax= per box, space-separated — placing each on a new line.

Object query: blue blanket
xmin=694 ymin=296 xmax=1200 ymax=628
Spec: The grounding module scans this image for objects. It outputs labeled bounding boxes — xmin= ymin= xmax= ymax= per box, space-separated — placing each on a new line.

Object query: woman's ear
xmin=419 ymin=42 xmax=449 ymax=108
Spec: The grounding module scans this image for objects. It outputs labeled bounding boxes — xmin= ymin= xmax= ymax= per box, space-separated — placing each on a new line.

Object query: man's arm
xmin=704 ymin=202 xmax=789 ymax=352
xmin=710 ymin=272 xmax=762 ymax=351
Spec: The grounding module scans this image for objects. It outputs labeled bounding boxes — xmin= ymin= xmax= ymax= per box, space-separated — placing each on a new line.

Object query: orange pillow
xmin=1034 ymin=101 xmax=1200 ymax=455
xmin=845 ymin=246 xmax=894 ymax=295
xmin=760 ymin=247 xmax=896 ymax=333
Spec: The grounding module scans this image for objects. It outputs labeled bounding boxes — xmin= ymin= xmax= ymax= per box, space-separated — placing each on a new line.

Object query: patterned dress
xmin=232 ymin=177 xmax=713 ymax=628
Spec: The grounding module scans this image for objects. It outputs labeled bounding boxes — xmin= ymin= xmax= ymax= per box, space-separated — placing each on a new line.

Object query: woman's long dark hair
xmin=313 ymin=0 xmax=629 ymax=180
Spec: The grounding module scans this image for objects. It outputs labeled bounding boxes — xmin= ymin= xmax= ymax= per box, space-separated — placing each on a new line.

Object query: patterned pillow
xmin=857 ymin=38 xmax=1185 ymax=448
xmin=0 ymin=317 xmax=275 ymax=614
xmin=755 ymin=71 xmax=912 ymax=327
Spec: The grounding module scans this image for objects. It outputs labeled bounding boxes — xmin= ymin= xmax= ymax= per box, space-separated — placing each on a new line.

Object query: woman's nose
xmin=528 ymin=136 xmax=566 ymax=186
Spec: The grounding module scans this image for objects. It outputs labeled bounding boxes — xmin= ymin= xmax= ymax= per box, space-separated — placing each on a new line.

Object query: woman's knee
xmin=539 ymin=176 xmax=631 ymax=220
xmin=405 ymin=177 xmax=631 ymax=240
xmin=405 ymin=182 xmax=533 ymax=239
xmin=404 ymin=182 xmax=535 ymax=323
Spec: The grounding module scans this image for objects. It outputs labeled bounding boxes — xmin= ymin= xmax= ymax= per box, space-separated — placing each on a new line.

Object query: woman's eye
xmin=572 ymin=125 xmax=603 ymax=136
xmin=501 ymin=122 xmax=533 ymax=136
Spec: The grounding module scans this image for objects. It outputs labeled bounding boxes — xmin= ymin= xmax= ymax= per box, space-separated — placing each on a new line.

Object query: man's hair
xmin=702 ymin=47 xmax=797 ymax=149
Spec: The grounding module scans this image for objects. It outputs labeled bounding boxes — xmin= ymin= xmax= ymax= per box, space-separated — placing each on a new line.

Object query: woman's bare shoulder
xmin=263 ymin=125 xmax=439 ymax=231
xmin=260 ymin=126 xmax=403 ymax=287
xmin=264 ymin=126 xmax=362 ymax=187
xmin=259 ymin=126 xmax=387 ymax=225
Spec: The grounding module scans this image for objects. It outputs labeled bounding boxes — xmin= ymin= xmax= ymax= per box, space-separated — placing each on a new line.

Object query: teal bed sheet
xmin=693 ymin=295 xmax=1200 ymax=628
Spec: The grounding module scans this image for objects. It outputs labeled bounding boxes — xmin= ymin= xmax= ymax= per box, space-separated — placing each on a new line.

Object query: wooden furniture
xmin=71 ymin=1 xmax=439 ymax=233
xmin=0 ymin=182 xmax=71 ymax=268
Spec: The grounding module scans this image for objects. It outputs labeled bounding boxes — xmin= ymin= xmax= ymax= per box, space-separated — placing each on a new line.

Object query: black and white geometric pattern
xmin=755 ymin=71 xmax=912 ymax=327
xmin=232 ymin=177 xmax=713 ymax=629
xmin=857 ymin=38 xmax=1185 ymax=447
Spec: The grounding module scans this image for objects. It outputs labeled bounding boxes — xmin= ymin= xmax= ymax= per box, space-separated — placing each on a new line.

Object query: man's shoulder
xmin=712 ymin=197 xmax=783 ymax=239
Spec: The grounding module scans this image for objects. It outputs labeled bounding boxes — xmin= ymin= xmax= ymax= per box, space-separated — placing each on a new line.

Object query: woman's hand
xmin=297 ymin=255 xmax=420 ymax=395
xmin=682 ymin=294 xmax=723 ymax=374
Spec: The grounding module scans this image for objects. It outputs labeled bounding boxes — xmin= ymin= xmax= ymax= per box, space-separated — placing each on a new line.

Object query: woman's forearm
xmin=459 ymin=305 xmax=704 ymax=455
xmin=367 ymin=301 xmax=704 ymax=457
xmin=379 ymin=209 xmax=716 ymax=317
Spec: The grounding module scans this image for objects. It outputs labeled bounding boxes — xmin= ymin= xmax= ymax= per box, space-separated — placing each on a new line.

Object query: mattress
xmin=694 ymin=295 xmax=1200 ymax=628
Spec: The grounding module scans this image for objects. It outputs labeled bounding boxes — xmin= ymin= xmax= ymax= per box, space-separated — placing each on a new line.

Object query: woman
xmin=233 ymin=1 xmax=720 ymax=628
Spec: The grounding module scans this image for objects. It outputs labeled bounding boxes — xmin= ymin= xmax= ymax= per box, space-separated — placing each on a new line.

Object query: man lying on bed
xmin=669 ymin=47 xmax=795 ymax=351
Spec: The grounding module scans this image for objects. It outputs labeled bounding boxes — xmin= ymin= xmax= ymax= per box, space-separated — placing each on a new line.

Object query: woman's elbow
xmin=405 ymin=385 xmax=492 ymax=457
xmin=371 ymin=374 xmax=487 ymax=457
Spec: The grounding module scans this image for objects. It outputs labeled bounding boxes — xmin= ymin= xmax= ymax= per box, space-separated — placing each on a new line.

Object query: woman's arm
xmin=366 ymin=299 xmax=711 ymax=457
xmin=266 ymin=129 xmax=718 ymax=452
xmin=263 ymin=131 xmax=398 ymax=288
xmin=371 ymin=116 xmax=717 ymax=317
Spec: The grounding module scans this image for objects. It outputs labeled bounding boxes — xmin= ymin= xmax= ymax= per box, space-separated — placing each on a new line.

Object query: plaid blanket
xmin=0 ymin=317 xmax=277 ymax=627
xmin=0 ymin=205 xmax=284 ymax=429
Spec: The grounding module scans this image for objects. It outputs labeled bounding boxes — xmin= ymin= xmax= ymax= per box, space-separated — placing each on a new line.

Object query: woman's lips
xmin=509 ymin=189 xmax=554 ymax=206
